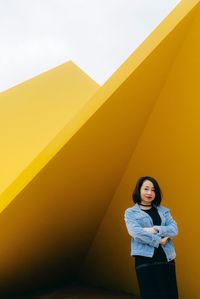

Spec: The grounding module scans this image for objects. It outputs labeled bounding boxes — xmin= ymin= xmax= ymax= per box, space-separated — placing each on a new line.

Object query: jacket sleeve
xmin=153 ymin=209 xmax=178 ymax=238
xmin=124 ymin=209 xmax=161 ymax=248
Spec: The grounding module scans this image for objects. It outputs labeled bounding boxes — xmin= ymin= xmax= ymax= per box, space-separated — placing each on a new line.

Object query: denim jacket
xmin=124 ymin=203 xmax=178 ymax=262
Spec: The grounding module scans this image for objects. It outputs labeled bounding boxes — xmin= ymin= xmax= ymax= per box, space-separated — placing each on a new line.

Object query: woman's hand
xmin=160 ymin=237 xmax=169 ymax=245
xmin=143 ymin=227 xmax=158 ymax=234
xmin=143 ymin=228 xmax=169 ymax=244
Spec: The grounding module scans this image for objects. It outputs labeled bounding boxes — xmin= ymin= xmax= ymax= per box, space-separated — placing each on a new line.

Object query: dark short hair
xmin=132 ymin=176 xmax=162 ymax=206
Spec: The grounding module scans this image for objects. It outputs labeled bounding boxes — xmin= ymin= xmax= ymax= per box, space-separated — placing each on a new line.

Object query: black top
xmin=134 ymin=206 xmax=167 ymax=267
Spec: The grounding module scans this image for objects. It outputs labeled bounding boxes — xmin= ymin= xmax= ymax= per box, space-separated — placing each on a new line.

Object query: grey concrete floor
xmin=26 ymin=284 xmax=139 ymax=299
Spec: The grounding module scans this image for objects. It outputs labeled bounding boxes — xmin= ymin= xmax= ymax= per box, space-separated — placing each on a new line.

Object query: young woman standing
xmin=124 ymin=176 xmax=178 ymax=299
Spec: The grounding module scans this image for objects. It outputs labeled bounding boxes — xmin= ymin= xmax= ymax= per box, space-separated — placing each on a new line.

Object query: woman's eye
xmin=144 ymin=188 xmax=155 ymax=191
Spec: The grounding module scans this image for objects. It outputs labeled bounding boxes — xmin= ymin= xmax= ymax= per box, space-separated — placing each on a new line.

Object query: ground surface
xmin=25 ymin=284 xmax=139 ymax=299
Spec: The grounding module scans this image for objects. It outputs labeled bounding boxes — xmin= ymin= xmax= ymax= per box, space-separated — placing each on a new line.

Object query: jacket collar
xmin=132 ymin=203 xmax=168 ymax=212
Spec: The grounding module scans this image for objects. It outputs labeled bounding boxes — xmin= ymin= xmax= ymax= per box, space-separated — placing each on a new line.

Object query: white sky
xmin=0 ymin=0 xmax=180 ymax=92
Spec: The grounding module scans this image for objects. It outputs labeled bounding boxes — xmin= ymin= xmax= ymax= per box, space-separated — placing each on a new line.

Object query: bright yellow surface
xmin=0 ymin=0 xmax=200 ymax=297
xmin=79 ymin=1 xmax=200 ymax=299
xmin=0 ymin=61 xmax=99 ymax=211
xmin=0 ymin=0 xmax=195 ymax=213
xmin=0 ymin=40 xmax=176 ymax=291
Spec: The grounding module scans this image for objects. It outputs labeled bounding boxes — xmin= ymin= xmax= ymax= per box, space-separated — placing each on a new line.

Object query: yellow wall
xmin=0 ymin=62 xmax=99 ymax=211
xmin=79 ymin=2 xmax=200 ymax=299
xmin=0 ymin=0 xmax=200 ymax=297
xmin=0 ymin=40 xmax=176 ymax=293
xmin=0 ymin=2 xmax=188 ymax=293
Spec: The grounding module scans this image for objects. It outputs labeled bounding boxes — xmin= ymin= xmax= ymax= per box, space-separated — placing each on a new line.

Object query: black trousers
xmin=135 ymin=261 xmax=178 ymax=299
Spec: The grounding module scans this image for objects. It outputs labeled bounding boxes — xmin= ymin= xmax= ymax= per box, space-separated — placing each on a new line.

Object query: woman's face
xmin=140 ymin=180 xmax=156 ymax=205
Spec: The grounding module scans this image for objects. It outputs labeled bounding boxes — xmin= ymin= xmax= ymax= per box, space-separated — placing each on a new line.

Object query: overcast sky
xmin=0 ymin=0 xmax=180 ymax=92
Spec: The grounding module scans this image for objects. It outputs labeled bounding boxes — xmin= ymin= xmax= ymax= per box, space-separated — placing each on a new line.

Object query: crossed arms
xmin=124 ymin=209 xmax=178 ymax=248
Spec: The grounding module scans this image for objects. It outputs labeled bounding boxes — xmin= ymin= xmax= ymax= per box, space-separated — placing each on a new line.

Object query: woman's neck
xmin=139 ymin=202 xmax=152 ymax=210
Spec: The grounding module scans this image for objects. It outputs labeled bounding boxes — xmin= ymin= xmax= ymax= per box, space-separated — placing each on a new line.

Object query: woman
xmin=124 ymin=176 xmax=178 ymax=299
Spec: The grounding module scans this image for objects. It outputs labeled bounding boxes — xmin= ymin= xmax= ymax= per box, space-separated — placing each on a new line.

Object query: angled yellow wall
xmin=0 ymin=46 xmax=175 ymax=293
xmin=0 ymin=61 xmax=99 ymax=294
xmin=0 ymin=61 xmax=99 ymax=211
xmin=1 ymin=0 xmax=200 ymax=297
xmin=0 ymin=0 xmax=188 ymax=293
xmin=79 ymin=2 xmax=200 ymax=299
